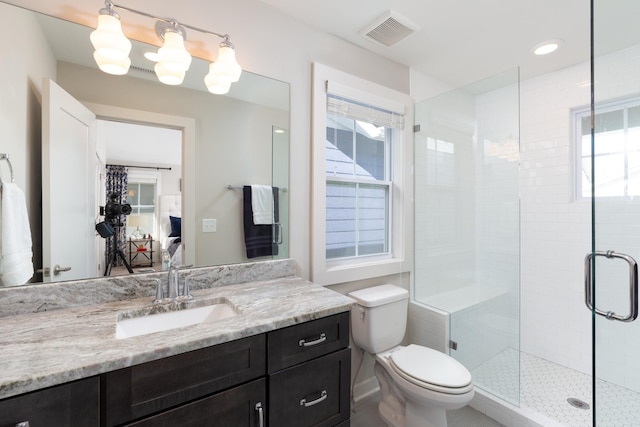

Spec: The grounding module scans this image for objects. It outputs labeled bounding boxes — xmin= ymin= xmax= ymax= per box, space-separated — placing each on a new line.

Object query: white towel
xmin=0 ymin=179 xmax=33 ymax=286
xmin=251 ymin=185 xmax=274 ymax=225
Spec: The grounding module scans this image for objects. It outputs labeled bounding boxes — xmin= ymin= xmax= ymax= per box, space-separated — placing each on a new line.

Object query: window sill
xmin=313 ymin=256 xmax=408 ymax=286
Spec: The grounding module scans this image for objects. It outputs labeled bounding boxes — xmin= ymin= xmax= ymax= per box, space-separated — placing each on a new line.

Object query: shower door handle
xmin=584 ymin=250 xmax=638 ymax=322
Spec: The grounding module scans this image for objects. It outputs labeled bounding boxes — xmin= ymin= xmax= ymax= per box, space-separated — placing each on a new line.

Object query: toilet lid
xmin=389 ymin=345 xmax=472 ymax=390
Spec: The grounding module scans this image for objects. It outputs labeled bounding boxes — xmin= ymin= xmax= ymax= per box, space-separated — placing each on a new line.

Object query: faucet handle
xmin=152 ymin=279 xmax=164 ymax=304
xmin=178 ymin=276 xmax=193 ymax=301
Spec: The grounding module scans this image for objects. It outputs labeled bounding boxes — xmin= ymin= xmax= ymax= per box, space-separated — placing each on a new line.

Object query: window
xmin=575 ymin=97 xmax=640 ymax=198
xmin=325 ymin=100 xmax=393 ymax=260
xmin=126 ymin=170 xmax=160 ymax=238
xmin=311 ymin=63 xmax=413 ymax=285
xmin=127 ymin=182 xmax=156 ymax=215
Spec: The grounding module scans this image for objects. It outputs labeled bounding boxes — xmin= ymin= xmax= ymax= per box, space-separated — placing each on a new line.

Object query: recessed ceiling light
xmin=532 ymin=39 xmax=563 ymax=56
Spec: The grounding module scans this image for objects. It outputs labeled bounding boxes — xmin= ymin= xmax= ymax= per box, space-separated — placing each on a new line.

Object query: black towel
xmin=243 ymin=186 xmax=279 ymax=259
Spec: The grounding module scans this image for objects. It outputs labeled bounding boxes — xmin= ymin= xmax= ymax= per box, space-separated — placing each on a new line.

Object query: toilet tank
xmin=348 ymin=284 xmax=409 ymax=354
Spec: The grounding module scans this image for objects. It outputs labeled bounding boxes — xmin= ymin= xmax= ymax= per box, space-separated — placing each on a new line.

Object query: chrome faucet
xmin=153 ymin=263 xmax=193 ymax=303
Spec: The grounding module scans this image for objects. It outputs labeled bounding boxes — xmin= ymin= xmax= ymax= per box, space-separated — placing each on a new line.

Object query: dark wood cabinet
xmin=126 ymin=378 xmax=266 ymax=427
xmin=0 ymin=377 xmax=100 ymax=427
xmin=0 ymin=312 xmax=350 ymax=427
xmin=268 ymin=312 xmax=351 ymax=427
xmin=269 ymin=348 xmax=351 ymax=427
xmin=103 ymin=334 xmax=265 ymax=426
xmin=268 ymin=311 xmax=350 ymax=373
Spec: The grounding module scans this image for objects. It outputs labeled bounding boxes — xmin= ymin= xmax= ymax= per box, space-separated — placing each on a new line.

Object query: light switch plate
xmin=202 ymin=219 xmax=217 ymax=233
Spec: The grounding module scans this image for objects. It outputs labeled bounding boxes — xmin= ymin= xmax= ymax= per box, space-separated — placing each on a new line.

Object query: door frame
xmin=84 ymin=103 xmax=196 ymax=267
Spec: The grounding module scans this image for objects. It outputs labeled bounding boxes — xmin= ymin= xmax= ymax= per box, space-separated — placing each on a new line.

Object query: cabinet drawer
xmin=126 ymin=378 xmax=266 ymax=427
xmin=104 ymin=334 xmax=265 ymax=426
xmin=268 ymin=312 xmax=349 ymax=372
xmin=0 ymin=377 xmax=100 ymax=427
xmin=269 ymin=348 xmax=350 ymax=427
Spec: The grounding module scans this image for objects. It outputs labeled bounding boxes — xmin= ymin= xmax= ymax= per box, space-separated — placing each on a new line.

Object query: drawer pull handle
xmin=298 ymin=333 xmax=326 ymax=347
xmin=255 ymin=402 xmax=264 ymax=427
xmin=300 ymin=390 xmax=327 ymax=407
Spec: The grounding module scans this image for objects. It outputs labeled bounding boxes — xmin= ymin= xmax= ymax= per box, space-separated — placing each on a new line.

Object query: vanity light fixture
xmin=90 ymin=1 xmax=131 ymax=75
xmin=90 ymin=0 xmax=242 ymax=94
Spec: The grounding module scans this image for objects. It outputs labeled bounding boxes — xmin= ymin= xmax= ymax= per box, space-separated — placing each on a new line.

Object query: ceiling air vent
xmin=361 ymin=11 xmax=419 ymax=47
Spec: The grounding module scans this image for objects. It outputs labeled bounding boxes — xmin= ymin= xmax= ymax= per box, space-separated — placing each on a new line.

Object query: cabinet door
xmin=268 ymin=312 xmax=349 ymax=373
xmin=126 ymin=378 xmax=266 ymax=427
xmin=0 ymin=377 xmax=100 ymax=427
xmin=269 ymin=348 xmax=350 ymax=427
xmin=104 ymin=334 xmax=265 ymax=426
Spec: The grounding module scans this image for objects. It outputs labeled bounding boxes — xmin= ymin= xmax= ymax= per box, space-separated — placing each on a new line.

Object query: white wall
xmin=0 ymin=2 xmax=57 ymax=281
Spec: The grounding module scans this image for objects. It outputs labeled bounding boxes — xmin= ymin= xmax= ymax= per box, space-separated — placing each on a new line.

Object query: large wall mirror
xmin=0 ymin=1 xmax=290 ymax=287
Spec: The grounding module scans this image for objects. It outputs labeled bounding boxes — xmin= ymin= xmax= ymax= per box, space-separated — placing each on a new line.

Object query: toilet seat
xmin=388 ymin=344 xmax=473 ymax=395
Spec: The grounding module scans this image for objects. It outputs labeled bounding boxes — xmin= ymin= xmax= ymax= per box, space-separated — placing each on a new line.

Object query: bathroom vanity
xmin=0 ymin=260 xmax=353 ymax=426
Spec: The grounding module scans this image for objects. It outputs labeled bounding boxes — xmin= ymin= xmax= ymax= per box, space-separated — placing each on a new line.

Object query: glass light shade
xmin=154 ymin=62 xmax=185 ymax=85
xmin=93 ymin=51 xmax=131 ymax=75
xmin=204 ymin=63 xmax=231 ymax=94
xmin=90 ymin=14 xmax=131 ymax=61
xmin=210 ymin=45 xmax=242 ymax=83
xmin=157 ymin=31 xmax=192 ymax=73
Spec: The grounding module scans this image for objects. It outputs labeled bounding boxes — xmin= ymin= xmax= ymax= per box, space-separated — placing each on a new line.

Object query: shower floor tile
xmin=472 ymin=348 xmax=640 ymax=426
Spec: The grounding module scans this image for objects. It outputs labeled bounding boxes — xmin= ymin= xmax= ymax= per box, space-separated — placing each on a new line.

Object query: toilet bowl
xmin=375 ymin=345 xmax=474 ymax=427
xmin=348 ymin=285 xmax=474 ymax=427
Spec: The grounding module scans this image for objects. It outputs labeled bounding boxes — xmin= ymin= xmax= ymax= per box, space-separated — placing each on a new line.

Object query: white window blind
xmin=326 ymin=81 xmax=405 ymax=129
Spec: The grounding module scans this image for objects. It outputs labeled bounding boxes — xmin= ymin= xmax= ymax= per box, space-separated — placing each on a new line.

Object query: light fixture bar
xmin=109 ymin=2 xmax=229 ymax=41
xmin=92 ymin=0 xmax=242 ymax=95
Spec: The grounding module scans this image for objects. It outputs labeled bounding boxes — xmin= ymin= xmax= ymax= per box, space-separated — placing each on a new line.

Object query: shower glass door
xmin=591 ymin=0 xmax=640 ymax=424
xmin=414 ymin=68 xmax=521 ymax=406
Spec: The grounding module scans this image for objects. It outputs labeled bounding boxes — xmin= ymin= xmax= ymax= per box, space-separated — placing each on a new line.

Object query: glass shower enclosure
xmin=414 ymin=69 xmax=521 ymax=406
xmin=592 ymin=0 xmax=640 ymax=424
xmin=414 ymin=0 xmax=640 ymax=424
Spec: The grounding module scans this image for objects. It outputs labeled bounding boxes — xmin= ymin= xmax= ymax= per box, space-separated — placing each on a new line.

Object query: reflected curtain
xmin=105 ymin=165 xmax=128 ymax=266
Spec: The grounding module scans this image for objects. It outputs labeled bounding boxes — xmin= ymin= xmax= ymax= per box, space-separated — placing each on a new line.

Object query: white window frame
xmin=574 ymin=96 xmax=640 ymax=200
xmin=127 ymin=169 xmax=161 ymax=235
xmin=311 ymin=63 xmax=413 ymax=285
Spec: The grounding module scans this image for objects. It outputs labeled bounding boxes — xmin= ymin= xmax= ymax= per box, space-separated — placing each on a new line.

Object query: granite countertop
xmin=0 ymin=276 xmax=354 ymax=400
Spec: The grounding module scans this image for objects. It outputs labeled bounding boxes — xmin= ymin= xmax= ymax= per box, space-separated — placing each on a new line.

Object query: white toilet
xmin=348 ymin=284 xmax=474 ymax=427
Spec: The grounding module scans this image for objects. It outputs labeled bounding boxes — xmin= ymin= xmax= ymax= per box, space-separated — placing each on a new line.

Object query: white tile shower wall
xmin=519 ymin=57 xmax=593 ymax=376
xmin=450 ymin=293 xmax=518 ymax=371
xmin=414 ymin=96 xmax=477 ymax=302
xmin=407 ymin=301 xmax=449 ymax=353
xmin=475 ymin=82 xmax=521 ymax=297
xmin=518 ymin=43 xmax=640 ymax=387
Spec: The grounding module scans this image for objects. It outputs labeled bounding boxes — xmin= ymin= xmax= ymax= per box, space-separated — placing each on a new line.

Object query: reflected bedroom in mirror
xmin=0 ymin=0 xmax=290 ymax=287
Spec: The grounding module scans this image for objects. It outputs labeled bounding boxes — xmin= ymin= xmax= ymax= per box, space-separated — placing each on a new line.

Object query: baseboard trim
xmin=352 ymin=376 xmax=380 ymax=403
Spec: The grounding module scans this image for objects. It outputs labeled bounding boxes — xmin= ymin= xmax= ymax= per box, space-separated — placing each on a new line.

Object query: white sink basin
xmin=115 ymin=300 xmax=239 ymax=339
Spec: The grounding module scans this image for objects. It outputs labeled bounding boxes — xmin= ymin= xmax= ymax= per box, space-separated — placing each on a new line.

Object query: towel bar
xmin=227 ymin=185 xmax=287 ymax=192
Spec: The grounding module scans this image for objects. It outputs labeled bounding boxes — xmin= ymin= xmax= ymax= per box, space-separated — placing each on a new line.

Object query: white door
xmin=42 ymin=79 xmax=97 ymax=282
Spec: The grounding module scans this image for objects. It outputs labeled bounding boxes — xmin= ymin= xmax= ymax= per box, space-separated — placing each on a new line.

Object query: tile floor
xmin=473 ymin=348 xmax=640 ymax=426
xmin=352 ymin=349 xmax=640 ymax=426
xmin=351 ymin=392 xmax=504 ymax=427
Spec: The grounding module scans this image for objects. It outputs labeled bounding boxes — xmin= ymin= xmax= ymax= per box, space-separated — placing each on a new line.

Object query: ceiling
xmin=258 ymin=0 xmax=639 ymax=88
